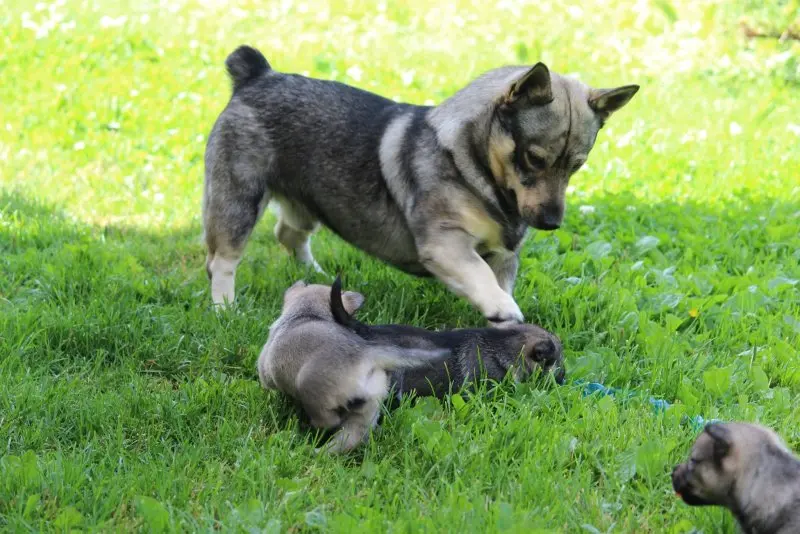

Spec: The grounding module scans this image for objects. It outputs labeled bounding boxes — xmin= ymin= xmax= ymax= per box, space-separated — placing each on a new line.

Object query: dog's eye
xmin=525 ymin=151 xmax=547 ymax=172
xmin=570 ymin=162 xmax=584 ymax=174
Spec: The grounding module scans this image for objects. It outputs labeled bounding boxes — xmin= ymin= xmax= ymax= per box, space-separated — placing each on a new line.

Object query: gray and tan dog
xmin=330 ymin=276 xmax=565 ymax=399
xmin=672 ymin=422 xmax=800 ymax=534
xmin=204 ymin=45 xmax=639 ymax=324
xmin=257 ymin=281 xmax=449 ymax=453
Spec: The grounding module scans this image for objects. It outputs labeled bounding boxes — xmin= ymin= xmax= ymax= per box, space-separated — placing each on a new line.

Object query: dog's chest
xmin=466 ymin=210 xmax=526 ymax=254
xmin=500 ymin=221 xmax=527 ymax=251
xmin=458 ymin=197 xmax=524 ymax=251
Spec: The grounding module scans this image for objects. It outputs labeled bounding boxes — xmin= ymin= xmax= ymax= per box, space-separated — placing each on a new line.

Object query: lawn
xmin=1 ymin=0 xmax=799 ymax=531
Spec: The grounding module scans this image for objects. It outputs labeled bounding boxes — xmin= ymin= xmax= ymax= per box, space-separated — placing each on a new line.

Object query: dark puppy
xmin=330 ymin=276 xmax=565 ymax=399
xmin=672 ymin=422 xmax=800 ymax=534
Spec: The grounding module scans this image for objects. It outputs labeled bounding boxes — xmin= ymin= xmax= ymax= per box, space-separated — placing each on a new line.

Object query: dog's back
xmin=208 ymin=46 xmax=419 ymax=263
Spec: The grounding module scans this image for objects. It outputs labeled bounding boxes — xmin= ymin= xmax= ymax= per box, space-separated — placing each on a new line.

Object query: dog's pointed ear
xmin=705 ymin=423 xmax=732 ymax=463
xmin=588 ymin=85 xmax=639 ymax=118
xmin=341 ymin=290 xmax=365 ymax=315
xmin=504 ymin=63 xmax=553 ymax=107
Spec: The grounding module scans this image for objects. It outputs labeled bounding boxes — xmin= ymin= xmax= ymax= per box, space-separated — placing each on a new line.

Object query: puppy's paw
xmin=315 ymin=437 xmax=353 ymax=455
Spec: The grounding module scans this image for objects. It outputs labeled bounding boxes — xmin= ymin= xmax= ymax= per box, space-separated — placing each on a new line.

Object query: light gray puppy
xmin=204 ymin=45 xmax=638 ymax=325
xmin=672 ymin=422 xmax=800 ymax=534
xmin=257 ymin=281 xmax=449 ymax=453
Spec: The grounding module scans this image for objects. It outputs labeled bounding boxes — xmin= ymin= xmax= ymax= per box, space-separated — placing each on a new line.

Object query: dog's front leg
xmin=418 ymin=230 xmax=524 ymax=325
xmin=485 ymin=249 xmax=519 ymax=296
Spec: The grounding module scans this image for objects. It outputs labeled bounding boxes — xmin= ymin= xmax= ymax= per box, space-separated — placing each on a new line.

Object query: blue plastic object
xmin=571 ymin=378 xmax=717 ymax=431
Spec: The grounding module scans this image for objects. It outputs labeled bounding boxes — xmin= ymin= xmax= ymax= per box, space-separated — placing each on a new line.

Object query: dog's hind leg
xmin=203 ymin=103 xmax=276 ymax=307
xmin=273 ymin=197 xmax=326 ymax=275
xmin=319 ymin=400 xmax=381 ymax=454
xmin=203 ymin=175 xmax=270 ymax=307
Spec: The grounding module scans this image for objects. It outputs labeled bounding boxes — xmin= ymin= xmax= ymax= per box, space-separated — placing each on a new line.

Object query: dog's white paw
xmin=293 ymin=243 xmax=328 ymax=277
xmin=482 ymin=292 xmax=524 ymax=325
xmin=308 ymin=261 xmax=330 ymax=278
xmin=212 ymin=302 xmax=243 ymax=318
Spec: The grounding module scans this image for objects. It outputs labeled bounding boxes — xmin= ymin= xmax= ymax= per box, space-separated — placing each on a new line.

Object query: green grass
xmin=1 ymin=0 xmax=799 ymax=531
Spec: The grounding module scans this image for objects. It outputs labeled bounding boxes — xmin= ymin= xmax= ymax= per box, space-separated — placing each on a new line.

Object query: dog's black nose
xmin=554 ymin=366 xmax=566 ymax=385
xmin=671 ymin=466 xmax=684 ymax=487
xmin=531 ymin=209 xmax=562 ymax=231
xmin=532 ymin=217 xmax=559 ymax=230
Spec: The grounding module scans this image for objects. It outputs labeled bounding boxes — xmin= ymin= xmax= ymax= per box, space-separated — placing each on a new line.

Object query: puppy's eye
xmin=525 ymin=151 xmax=547 ymax=171
xmin=570 ymin=162 xmax=584 ymax=174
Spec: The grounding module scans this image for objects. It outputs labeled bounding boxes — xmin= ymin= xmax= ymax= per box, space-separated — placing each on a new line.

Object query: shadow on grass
xmin=1 ymin=188 xmax=798 ymax=402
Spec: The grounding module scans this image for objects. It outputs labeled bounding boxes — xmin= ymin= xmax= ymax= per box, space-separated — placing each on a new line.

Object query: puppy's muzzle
xmin=553 ymin=365 xmax=566 ymax=385
xmin=671 ymin=464 xmax=714 ymax=506
xmin=671 ymin=464 xmax=687 ymax=493
xmin=534 ymin=336 xmax=565 ymax=384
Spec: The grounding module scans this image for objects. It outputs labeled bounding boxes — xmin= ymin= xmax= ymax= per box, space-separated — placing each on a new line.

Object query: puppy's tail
xmin=225 ymin=45 xmax=270 ymax=92
xmin=365 ymin=345 xmax=451 ymax=371
xmin=330 ymin=274 xmax=371 ymax=337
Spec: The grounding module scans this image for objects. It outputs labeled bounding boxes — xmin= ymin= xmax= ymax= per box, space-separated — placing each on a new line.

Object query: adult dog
xmin=204 ymin=46 xmax=638 ymax=324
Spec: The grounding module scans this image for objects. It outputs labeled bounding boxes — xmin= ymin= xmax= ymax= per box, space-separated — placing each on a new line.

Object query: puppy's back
xmin=259 ymin=318 xmax=361 ymax=396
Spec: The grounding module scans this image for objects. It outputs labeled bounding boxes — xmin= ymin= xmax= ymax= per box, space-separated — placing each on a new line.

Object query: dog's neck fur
xmin=731 ymin=446 xmax=800 ymax=534
xmin=426 ymin=72 xmax=528 ymax=250
xmin=428 ymin=66 xmax=529 ymax=150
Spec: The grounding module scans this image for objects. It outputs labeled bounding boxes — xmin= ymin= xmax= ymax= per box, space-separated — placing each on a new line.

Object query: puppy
xmin=204 ymin=45 xmax=638 ymax=325
xmin=329 ymin=276 xmax=565 ymax=399
xmin=672 ymin=422 xmax=800 ymax=534
xmin=257 ymin=281 xmax=449 ymax=453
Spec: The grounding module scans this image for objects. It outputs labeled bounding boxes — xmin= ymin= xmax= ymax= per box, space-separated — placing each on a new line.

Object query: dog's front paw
xmin=482 ymin=293 xmax=524 ymax=326
xmin=489 ymin=318 xmax=523 ymax=328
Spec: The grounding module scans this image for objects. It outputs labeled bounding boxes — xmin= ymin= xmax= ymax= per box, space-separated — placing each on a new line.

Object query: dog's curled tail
xmin=365 ymin=345 xmax=451 ymax=371
xmin=225 ymin=45 xmax=270 ymax=92
xmin=330 ymin=274 xmax=370 ymax=336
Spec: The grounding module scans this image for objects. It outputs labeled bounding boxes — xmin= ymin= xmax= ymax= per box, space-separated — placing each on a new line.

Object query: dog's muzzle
xmin=524 ymin=205 xmax=563 ymax=231
xmin=671 ymin=465 xmax=714 ymax=506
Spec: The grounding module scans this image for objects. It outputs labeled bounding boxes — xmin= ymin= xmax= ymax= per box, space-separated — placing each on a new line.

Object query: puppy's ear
xmin=341 ymin=291 xmax=365 ymax=315
xmin=283 ymin=280 xmax=307 ymax=305
xmin=705 ymin=423 xmax=732 ymax=463
xmin=504 ymin=63 xmax=553 ymax=107
xmin=529 ymin=339 xmax=557 ymax=361
xmin=588 ymin=85 xmax=639 ymax=119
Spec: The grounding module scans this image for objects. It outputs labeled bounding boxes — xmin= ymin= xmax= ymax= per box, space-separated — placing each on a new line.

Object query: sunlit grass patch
xmin=1 ymin=0 xmax=798 ymax=531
